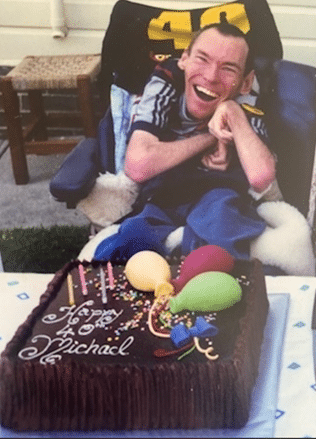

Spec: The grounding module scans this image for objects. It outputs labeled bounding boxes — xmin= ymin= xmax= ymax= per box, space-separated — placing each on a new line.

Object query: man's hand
xmin=207 ymin=100 xmax=276 ymax=193
xmin=201 ymin=141 xmax=231 ymax=171
xmin=202 ymin=101 xmax=237 ymax=172
xmin=207 ymin=100 xmax=237 ymax=143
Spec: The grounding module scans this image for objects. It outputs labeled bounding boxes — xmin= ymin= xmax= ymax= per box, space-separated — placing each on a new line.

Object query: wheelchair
xmin=50 ymin=0 xmax=316 ymax=274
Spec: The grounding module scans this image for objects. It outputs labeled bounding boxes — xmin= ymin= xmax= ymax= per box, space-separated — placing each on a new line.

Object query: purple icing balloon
xmin=171 ymin=245 xmax=235 ymax=294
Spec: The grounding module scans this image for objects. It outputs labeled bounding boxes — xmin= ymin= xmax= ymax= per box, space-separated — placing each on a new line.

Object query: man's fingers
xmin=209 ymin=124 xmax=233 ymax=143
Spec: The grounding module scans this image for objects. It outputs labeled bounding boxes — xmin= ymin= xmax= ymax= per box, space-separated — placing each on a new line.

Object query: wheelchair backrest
xmin=98 ymin=0 xmax=316 ymax=222
xmin=99 ymin=0 xmax=283 ymax=98
xmin=268 ymin=60 xmax=316 ymax=220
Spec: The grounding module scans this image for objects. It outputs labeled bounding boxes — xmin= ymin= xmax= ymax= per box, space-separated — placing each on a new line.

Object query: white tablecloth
xmin=0 ymin=273 xmax=316 ymax=438
xmin=265 ymin=276 xmax=316 ymax=438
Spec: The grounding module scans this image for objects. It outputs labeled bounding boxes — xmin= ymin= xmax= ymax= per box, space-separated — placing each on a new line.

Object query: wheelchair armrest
xmin=50 ymin=137 xmax=100 ymax=207
xmin=50 ymin=107 xmax=116 ymax=208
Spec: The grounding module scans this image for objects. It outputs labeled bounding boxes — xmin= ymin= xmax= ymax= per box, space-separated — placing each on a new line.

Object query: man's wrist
xmin=226 ymin=100 xmax=246 ymax=123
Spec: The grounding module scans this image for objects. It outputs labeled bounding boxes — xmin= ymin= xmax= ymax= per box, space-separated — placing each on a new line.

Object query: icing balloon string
xmin=148 ymin=300 xmax=171 ymax=339
xmin=193 ymin=338 xmax=219 ymax=361
xmin=177 ymin=344 xmax=196 ymax=361
xmin=153 ymin=341 xmax=194 ymax=358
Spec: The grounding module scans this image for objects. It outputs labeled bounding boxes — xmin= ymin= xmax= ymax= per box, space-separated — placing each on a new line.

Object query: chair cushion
xmin=110 ymin=85 xmax=141 ymax=173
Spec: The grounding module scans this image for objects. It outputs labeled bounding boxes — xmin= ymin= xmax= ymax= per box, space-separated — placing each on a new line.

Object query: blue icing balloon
xmin=169 ymin=271 xmax=242 ymax=313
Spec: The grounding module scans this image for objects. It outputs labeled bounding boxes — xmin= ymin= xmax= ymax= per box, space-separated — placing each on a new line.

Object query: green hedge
xmin=0 ymin=226 xmax=90 ymax=273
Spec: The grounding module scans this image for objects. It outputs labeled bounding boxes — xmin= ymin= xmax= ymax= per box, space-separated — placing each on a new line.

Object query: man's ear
xmin=178 ymin=49 xmax=189 ymax=70
xmin=240 ymin=69 xmax=255 ymax=95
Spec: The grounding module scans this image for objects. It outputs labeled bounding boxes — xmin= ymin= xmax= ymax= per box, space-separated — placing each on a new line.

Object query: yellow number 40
xmin=148 ymin=3 xmax=250 ymax=50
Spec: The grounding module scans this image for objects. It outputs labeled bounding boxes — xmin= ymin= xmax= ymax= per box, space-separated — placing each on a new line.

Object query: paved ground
xmin=0 ymin=139 xmax=90 ymax=230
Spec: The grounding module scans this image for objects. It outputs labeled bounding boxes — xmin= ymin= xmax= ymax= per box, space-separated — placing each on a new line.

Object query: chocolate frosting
xmin=0 ymin=258 xmax=268 ymax=431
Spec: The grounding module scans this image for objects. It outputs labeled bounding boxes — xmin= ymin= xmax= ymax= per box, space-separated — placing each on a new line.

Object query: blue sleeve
xmin=249 ymin=115 xmax=270 ymax=145
xmin=129 ymin=75 xmax=177 ymax=139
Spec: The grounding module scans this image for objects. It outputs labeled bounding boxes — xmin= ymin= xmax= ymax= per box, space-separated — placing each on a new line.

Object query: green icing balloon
xmin=169 ymin=271 xmax=242 ymax=313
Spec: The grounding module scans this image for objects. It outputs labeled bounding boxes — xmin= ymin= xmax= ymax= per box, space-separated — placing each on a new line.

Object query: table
xmin=265 ymin=276 xmax=316 ymax=437
xmin=1 ymin=272 xmax=316 ymax=438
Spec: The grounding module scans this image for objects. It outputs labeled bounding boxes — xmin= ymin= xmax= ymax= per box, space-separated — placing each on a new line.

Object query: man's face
xmin=178 ymin=27 xmax=254 ymax=120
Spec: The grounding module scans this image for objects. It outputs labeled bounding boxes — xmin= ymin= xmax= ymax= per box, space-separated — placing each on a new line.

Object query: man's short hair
xmin=187 ymin=22 xmax=254 ymax=75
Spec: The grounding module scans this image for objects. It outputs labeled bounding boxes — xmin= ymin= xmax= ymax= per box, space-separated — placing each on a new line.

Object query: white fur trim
xmin=164 ymin=226 xmax=184 ymax=253
xmin=78 ymin=224 xmax=120 ymax=262
xmin=250 ymin=201 xmax=316 ymax=276
xmin=77 ymin=171 xmax=139 ymax=228
xmin=248 ymin=179 xmax=283 ymax=202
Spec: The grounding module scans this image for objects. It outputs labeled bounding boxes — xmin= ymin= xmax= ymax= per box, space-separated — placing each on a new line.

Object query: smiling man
xmin=124 ymin=22 xmax=275 ymax=191
xmin=95 ymin=22 xmax=281 ymax=262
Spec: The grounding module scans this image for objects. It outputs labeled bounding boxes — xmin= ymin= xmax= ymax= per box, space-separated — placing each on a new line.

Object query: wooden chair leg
xmin=1 ymin=77 xmax=29 ymax=184
xmin=28 ymin=90 xmax=48 ymax=141
xmin=77 ymin=74 xmax=97 ymax=138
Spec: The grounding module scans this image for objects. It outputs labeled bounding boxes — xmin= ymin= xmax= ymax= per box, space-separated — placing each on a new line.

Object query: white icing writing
xmin=18 ymin=335 xmax=134 ymax=365
xmin=18 ymin=300 xmax=132 ymax=364
xmin=42 ymin=300 xmax=122 ymax=327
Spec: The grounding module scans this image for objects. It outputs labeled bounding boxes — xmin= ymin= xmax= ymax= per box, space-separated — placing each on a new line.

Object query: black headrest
xmin=99 ymin=0 xmax=283 ymax=96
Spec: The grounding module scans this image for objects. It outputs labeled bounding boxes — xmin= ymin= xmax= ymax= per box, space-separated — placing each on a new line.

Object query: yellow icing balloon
xmin=125 ymin=251 xmax=174 ymax=299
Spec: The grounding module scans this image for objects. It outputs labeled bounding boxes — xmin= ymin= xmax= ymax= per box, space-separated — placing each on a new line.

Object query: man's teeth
xmin=195 ymin=86 xmax=218 ymax=98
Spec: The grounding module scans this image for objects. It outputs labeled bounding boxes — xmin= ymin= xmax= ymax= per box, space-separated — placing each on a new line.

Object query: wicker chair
xmin=1 ymin=54 xmax=101 ymax=184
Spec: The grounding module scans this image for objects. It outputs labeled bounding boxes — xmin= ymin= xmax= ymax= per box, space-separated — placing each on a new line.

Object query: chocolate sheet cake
xmin=0 ymin=257 xmax=269 ymax=431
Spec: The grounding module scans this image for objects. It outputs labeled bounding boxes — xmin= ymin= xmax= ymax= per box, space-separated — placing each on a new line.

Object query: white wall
xmin=0 ymin=0 xmax=315 ymax=67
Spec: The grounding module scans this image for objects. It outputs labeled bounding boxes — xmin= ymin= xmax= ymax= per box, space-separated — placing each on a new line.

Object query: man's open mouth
xmin=194 ymin=85 xmax=218 ymax=102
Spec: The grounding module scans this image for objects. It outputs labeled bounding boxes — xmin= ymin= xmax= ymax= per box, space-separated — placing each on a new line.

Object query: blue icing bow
xmin=170 ymin=316 xmax=218 ymax=348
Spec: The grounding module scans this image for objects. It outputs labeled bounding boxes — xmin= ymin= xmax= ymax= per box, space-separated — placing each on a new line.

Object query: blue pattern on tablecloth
xmin=293 ymin=321 xmax=306 ymax=328
xmin=288 ymin=362 xmax=301 ymax=370
xmin=16 ymin=292 xmax=30 ymax=300
xmin=275 ymin=409 xmax=285 ymax=419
